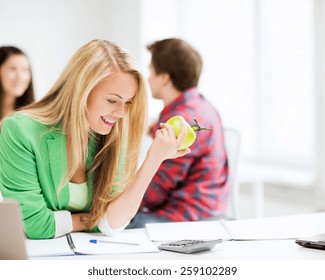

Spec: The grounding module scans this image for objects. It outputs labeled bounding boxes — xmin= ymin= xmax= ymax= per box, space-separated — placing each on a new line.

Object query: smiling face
xmin=0 ymin=54 xmax=31 ymax=98
xmin=86 ymin=71 xmax=137 ymax=135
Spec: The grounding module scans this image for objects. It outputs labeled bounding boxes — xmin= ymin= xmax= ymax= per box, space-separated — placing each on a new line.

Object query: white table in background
xmin=238 ymin=160 xmax=314 ymax=218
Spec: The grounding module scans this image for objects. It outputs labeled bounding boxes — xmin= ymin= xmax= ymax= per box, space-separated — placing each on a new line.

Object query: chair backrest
xmin=223 ymin=128 xmax=241 ymax=219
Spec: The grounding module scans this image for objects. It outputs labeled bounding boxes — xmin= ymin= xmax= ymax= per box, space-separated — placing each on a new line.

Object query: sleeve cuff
xmin=98 ymin=216 xmax=129 ymax=236
xmin=53 ymin=210 xmax=73 ymax=238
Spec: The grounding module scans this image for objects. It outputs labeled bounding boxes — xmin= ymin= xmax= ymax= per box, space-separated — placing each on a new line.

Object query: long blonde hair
xmin=18 ymin=39 xmax=148 ymax=228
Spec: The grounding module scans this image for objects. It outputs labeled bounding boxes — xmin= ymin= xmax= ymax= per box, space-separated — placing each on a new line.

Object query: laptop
xmin=0 ymin=200 xmax=28 ymax=259
xmin=295 ymin=234 xmax=325 ymax=250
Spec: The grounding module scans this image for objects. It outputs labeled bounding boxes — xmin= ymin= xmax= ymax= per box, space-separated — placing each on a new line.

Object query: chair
xmin=223 ymin=128 xmax=241 ymax=220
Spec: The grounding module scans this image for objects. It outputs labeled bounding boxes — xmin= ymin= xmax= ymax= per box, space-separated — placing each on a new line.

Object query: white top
xmin=53 ymin=182 xmax=129 ymax=238
xmin=67 ymin=182 xmax=88 ymax=211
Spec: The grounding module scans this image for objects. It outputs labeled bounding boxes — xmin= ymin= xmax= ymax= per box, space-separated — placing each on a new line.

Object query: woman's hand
xmin=72 ymin=212 xmax=91 ymax=232
xmin=147 ymin=120 xmax=191 ymax=163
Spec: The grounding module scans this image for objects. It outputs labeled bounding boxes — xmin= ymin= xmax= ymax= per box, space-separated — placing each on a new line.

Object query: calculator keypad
xmin=166 ymin=240 xmax=205 ymax=246
xmin=158 ymin=239 xmax=222 ymax=254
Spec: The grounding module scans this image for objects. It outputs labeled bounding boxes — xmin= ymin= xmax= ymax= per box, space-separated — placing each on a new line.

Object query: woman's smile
xmin=100 ymin=116 xmax=116 ymax=127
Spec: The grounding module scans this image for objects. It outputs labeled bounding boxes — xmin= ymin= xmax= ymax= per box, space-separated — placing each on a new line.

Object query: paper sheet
xmin=145 ymin=220 xmax=232 ymax=241
xmin=225 ymin=212 xmax=325 ymax=240
xmin=145 ymin=212 xmax=325 ymax=242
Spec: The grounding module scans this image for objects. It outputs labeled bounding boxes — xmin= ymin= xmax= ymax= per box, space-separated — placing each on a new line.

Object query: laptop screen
xmin=0 ymin=200 xmax=28 ymax=260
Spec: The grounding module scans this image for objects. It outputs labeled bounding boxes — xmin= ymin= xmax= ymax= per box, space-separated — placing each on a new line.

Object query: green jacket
xmin=0 ymin=114 xmax=123 ymax=239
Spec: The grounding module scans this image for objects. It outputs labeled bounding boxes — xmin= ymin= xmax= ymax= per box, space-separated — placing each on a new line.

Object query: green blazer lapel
xmin=47 ymin=131 xmax=69 ymax=208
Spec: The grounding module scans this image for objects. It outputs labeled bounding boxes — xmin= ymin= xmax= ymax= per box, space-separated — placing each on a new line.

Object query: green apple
xmin=167 ymin=116 xmax=196 ymax=150
xmin=166 ymin=115 xmax=212 ymax=150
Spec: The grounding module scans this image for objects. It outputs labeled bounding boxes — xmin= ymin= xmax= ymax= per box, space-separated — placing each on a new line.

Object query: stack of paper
xmin=145 ymin=212 xmax=325 ymax=241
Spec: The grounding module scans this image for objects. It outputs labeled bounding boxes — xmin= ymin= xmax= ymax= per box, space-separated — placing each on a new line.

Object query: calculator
xmin=158 ymin=239 xmax=222 ymax=254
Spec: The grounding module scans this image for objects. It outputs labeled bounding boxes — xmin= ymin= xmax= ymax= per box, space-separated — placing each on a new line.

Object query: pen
xmin=66 ymin=233 xmax=76 ymax=251
xmin=89 ymin=239 xmax=140 ymax=246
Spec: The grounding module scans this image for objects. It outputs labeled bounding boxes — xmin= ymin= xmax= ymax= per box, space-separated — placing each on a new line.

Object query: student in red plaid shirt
xmin=127 ymin=38 xmax=229 ymax=228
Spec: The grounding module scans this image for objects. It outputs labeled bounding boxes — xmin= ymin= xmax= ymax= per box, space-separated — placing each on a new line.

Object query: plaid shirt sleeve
xmin=140 ymin=90 xmax=229 ymax=222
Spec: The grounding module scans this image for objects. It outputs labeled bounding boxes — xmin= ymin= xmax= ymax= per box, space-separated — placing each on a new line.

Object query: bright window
xmin=140 ymin=0 xmax=314 ymax=168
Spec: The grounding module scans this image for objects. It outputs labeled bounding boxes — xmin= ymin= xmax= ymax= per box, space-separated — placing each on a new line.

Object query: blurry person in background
xmin=128 ymin=38 xmax=229 ymax=228
xmin=0 ymin=46 xmax=35 ymax=119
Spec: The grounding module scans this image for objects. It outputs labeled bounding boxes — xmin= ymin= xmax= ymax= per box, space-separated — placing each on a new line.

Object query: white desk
xmin=31 ymin=212 xmax=325 ymax=260
xmin=31 ymin=236 xmax=325 ymax=260
xmin=13 ymin=213 xmax=324 ymax=280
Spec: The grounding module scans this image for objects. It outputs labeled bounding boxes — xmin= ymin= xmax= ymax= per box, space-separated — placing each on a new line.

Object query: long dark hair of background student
xmin=0 ymin=46 xmax=35 ymax=119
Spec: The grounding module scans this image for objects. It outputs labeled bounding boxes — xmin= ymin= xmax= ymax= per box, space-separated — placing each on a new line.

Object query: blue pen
xmin=89 ymin=239 xmax=139 ymax=246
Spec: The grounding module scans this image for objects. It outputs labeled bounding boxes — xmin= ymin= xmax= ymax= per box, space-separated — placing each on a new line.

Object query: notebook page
xmin=26 ymin=235 xmax=73 ymax=257
xmin=71 ymin=229 xmax=159 ymax=255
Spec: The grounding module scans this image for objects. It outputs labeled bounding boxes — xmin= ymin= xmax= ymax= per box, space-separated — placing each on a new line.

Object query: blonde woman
xmin=0 ymin=39 xmax=189 ymax=239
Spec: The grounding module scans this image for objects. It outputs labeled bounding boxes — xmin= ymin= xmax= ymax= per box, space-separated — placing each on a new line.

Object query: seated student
xmin=0 ymin=46 xmax=35 ymax=119
xmin=128 ymin=38 xmax=229 ymax=228
xmin=0 ymin=39 xmax=189 ymax=239
xmin=0 ymin=45 xmax=35 ymax=205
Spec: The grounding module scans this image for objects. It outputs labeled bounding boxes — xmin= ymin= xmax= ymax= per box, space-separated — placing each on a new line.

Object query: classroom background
xmin=1 ymin=0 xmax=324 ymax=219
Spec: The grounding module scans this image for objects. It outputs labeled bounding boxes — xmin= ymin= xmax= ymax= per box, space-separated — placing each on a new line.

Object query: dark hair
xmin=147 ymin=38 xmax=202 ymax=91
xmin=0 ymin=46 xmax=35 ymax=118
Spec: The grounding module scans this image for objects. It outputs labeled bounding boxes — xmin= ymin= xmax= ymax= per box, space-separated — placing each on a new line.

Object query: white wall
xmin=314 ymin=0 xmax=325 ymax=210
xmin=0 ymin=0 xmax=141 ymax=99
xmin=1 ymin=0 xmax=325 ymax=211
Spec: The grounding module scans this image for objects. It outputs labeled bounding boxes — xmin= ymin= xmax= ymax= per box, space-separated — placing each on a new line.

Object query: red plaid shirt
xmin=140 ymin=88 xmax=229 ymax=221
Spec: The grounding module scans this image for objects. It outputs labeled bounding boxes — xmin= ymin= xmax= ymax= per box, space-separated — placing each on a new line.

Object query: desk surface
xmin=31 ymin=229 xmax=325 ymax=260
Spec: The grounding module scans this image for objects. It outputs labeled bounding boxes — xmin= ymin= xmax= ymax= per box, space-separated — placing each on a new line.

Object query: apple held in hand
xmin=167 ymin=116 xmax=196 ymax=150
xmin=166 ymin=115 xmax=212 ymax=150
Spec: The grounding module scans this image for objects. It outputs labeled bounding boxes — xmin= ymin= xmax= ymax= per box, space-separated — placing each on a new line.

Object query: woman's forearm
xmin=103 ymin=152 xmax=163 ymax=228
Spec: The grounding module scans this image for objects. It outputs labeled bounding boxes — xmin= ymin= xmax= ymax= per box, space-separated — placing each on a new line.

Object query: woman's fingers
xmin=160 ymin=120 xmax=187 ymax=149
xmin=160 ymin=121 xmax=188 ymax=149
xmin=159 ymin=123 xmax=174 ymax=138
xmin=152 ymin=121 xmax=191 ymax=160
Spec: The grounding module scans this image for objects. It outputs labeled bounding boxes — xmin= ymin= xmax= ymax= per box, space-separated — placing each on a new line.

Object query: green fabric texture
xmin=0 ymin=114 xmax=125 ymax=239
